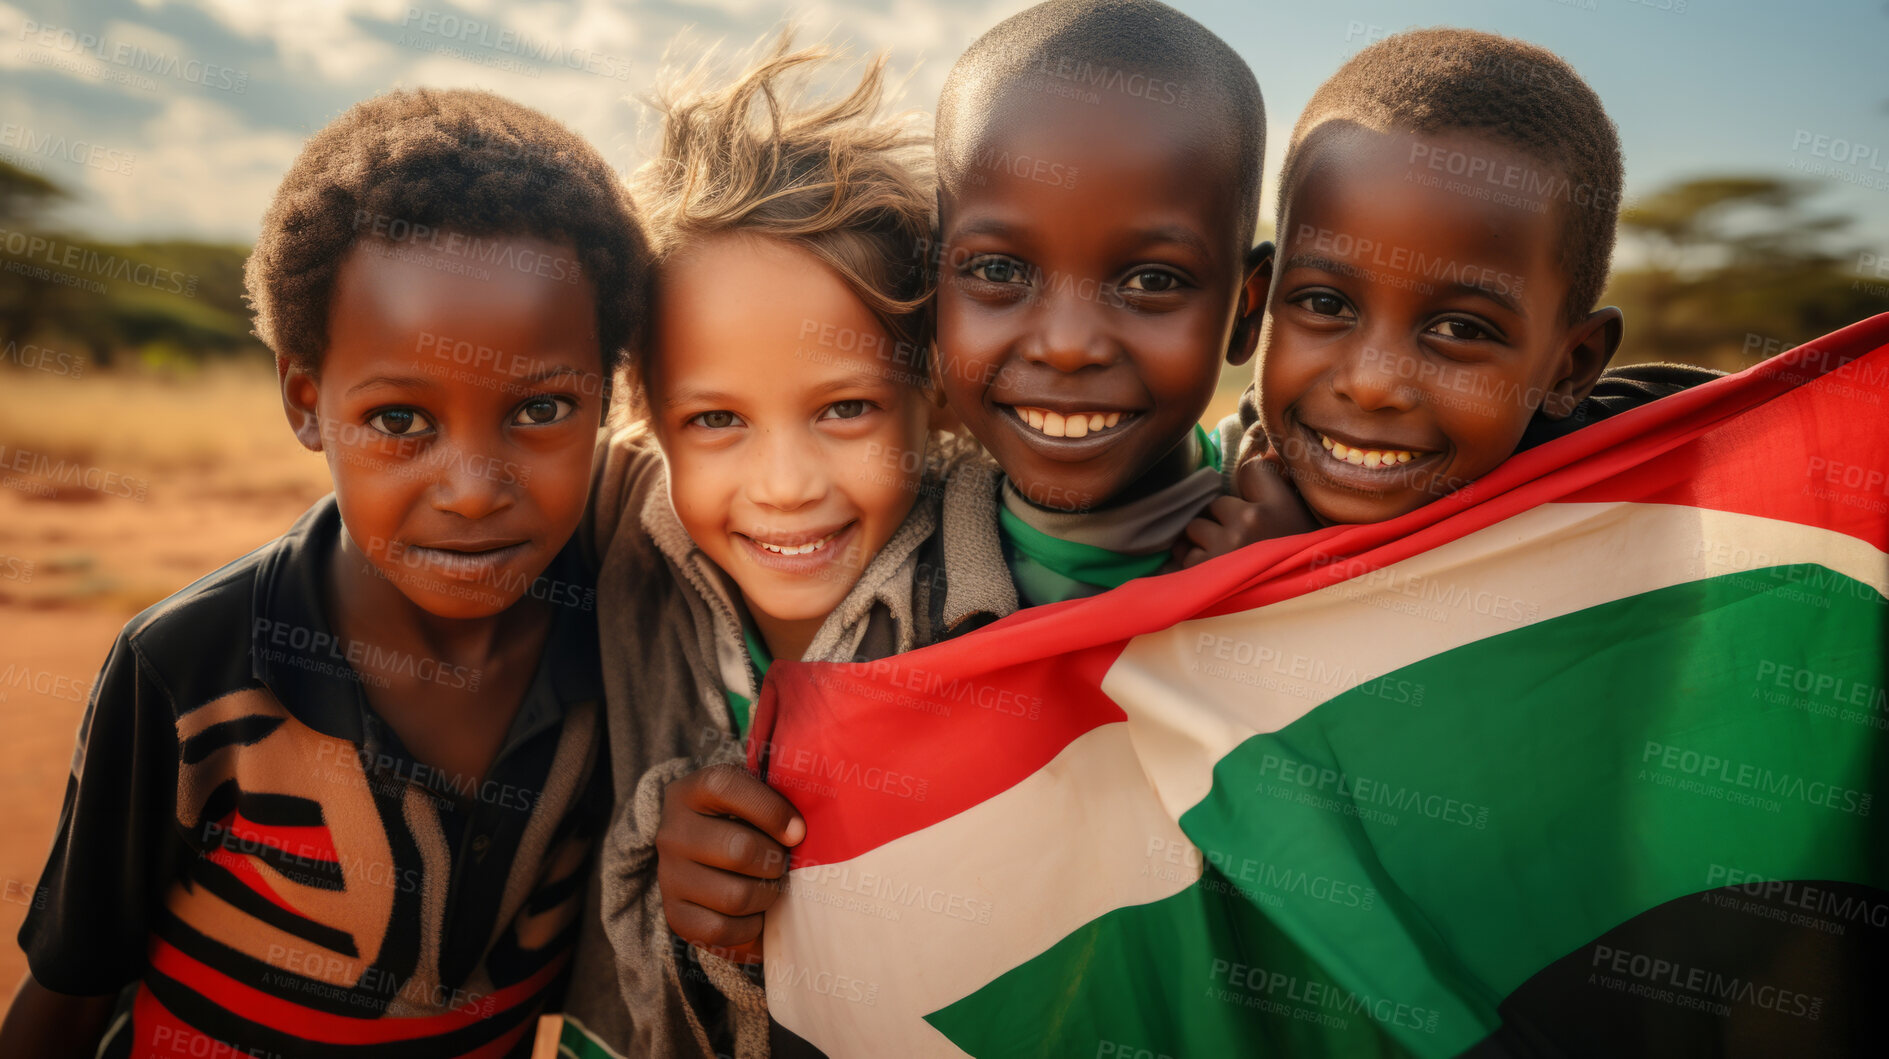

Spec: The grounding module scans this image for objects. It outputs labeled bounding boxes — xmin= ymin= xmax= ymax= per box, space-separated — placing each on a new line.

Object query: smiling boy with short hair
xmin=929 ymin=0 xmax=1272 ymax=606
xmin=1190 ymin=28 xmax=1720 ymax=549
xmin=1251 ymin=28 xmax=1627 ymax=525
xmin=2 ymin=87 xmax=647 ymax=1059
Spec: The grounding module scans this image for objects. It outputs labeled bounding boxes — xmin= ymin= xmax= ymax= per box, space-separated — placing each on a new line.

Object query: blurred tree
xmin=1608 ymin=176 xmax=1881 ymax=370
xmin=0 ymin=159 xmax=264 ymax=369
xmin=0 ymin=158 xmax=65 ymax=226
xmin=0 ymin=158 xmax=70 ymax=347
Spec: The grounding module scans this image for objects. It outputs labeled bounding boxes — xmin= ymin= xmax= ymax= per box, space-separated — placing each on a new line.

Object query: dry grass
xmin=0 ymin=360 xmax=331 ymax=499
xmin=0 ymin=362 xmax=332 ymax=615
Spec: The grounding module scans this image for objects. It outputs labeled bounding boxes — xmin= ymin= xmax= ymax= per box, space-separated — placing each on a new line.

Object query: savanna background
xmin=4 ymin=0 xmax=1888 ymax=1047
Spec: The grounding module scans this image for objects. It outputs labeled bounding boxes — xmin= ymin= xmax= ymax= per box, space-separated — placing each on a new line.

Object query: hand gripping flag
xmin=749 ymin=315 xmax=1889 ymax=1057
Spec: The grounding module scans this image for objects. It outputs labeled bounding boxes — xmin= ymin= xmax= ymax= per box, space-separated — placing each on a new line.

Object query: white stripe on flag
xmin=1106 ymin=501 xmax=1889 ymax=823
xmin=765 ymin=722 xmax=1196 ymax=1055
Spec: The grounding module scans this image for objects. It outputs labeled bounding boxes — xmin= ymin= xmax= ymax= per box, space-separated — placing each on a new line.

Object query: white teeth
xmin=754 ymin=529 xmax=840 ymax=556
xmin=1317 ymin=432 xmax=1422 ymax=469
xmin=1012 ymin=407 xmax=1128 ymax=439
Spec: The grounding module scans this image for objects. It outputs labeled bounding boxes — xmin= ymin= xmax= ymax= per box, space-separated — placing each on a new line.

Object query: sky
xmin=4 ymin=0 xmax=1887 ymax=258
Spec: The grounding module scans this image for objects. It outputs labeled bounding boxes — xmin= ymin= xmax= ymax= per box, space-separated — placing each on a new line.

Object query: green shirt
xmin=723 ymin=623 xmax=773 ymax=738
xmin=1000 ymin=422 xmax=1228 ymax=607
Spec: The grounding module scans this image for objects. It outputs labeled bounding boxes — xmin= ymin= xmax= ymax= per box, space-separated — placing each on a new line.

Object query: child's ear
xmin=1226 ymin=241 xmax=1274 ymax=369
xmin=923 ymin=344 xmax=961 ymax=432
xmin=279 ymin=355 xmax=325 ymax=452
xmin=1541 ymin=306 xmax=1623 ymax=420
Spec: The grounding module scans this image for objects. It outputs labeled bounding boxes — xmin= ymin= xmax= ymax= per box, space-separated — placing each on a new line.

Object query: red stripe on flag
xmin=757 ymin=643 xmax=1123 ymax=867
xmin=1561 ymin=351 xmax=1889 ymax=551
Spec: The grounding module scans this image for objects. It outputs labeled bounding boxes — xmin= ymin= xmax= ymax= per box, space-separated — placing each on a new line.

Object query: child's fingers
xmin=1233 ymin=452 xmax=1293 ymax=507
xmin=1235 ymin=454 xmax=1319 ymax=536
xmin=663 ymin=857 xmax=784 ymax=919
xmin=1181 ymin=508 xmax=1238 ymax=555
xmin=1173 ymin=543 xmax=1210 ymax=570
xmin=658 ymin=814 xmax=791 ymax=879
xmin=679 ymin=763 xmax=807 ymax=846
xmin=664 ymin=894 xmax=767 ymax=954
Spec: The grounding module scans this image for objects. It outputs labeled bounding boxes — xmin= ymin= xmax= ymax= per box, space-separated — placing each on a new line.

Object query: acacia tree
xmin=1609 ymin=176 xmax=1876 ymax=369
xmin=0 ymin=160 xmax=260 ymax=369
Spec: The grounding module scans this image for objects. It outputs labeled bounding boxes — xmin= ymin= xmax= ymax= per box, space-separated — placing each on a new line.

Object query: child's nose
xmin=1019 ymin=285 xmax=1114 ymax=372
xmin=1329 ymin=338 xmax=1420 ymax=413
xmin=746 ymin=427 xmax=825 ymax=511
xmin=426 ymin=437 xmax=515 ymax=520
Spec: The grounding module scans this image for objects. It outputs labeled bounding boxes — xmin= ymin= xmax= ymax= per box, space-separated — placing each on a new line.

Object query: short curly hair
xmin=245 ymin=87 xmax=649 ymax=373
xmin=629 ymin=35 xmax=933 ymax=403
xmin=1278 ymin=28 xmax=1623 ymax=323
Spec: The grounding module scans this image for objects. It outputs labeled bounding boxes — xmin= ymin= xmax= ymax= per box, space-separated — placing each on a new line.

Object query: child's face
xmin=283 ymin=236 xmax=604 ymax=618
xmin=936 ymin=92 xmax=1262 ymax=512
xmin=1258 ymin=126 xmax=1612 ymax=524
xmin=649 ymin=234 xmax=929 ymax=647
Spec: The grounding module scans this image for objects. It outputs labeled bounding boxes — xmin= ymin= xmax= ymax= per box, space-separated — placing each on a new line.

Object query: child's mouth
xmin=1316 ymin=431 xmax=1428 ymax=470
xmin=404 ymin=540 xmax=530 ymax=581
xmin=737 ymin=522 xmax=858 ymax=573
xmin=750 ymin=528 xmax=843 ymax=556
xmin=1287 ymin=423 xmax=1445 ymax=497
xmin=1008 ymin=405 xmax=1130 ymax=440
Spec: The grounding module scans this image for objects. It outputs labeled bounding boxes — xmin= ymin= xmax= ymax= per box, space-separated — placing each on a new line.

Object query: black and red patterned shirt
xmin=21 ymin=496 xmax=606 ymax=1058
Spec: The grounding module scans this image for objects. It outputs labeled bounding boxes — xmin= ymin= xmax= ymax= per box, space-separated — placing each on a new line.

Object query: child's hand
xmin=655 ymin=763 xmax=806 ymax=964
xmin=1173 ymin=433 xmax=1319 ymax=569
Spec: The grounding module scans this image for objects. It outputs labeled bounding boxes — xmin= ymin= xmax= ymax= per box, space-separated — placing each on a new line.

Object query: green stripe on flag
xmin=558 ymin=1016 xmax=629 ymax=1059
xmin=927 ymin=566 xmax=1887 ymax=1057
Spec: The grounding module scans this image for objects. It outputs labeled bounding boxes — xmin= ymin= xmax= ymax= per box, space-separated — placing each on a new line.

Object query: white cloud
xmin=140 ymin=0 xmax=407 ymax=81
xmin=12 ymin=0 xmax=1043 ymax=239
xmin=83 ymin=95 xmax=303 ymax=241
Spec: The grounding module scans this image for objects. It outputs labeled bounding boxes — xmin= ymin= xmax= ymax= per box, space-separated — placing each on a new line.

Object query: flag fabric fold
xmin=751 ymin=314 xmax=1889 ymax=1057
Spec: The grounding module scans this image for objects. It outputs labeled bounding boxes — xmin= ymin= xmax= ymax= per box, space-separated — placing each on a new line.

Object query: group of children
xmin=1 ymin=2 xmax=1720 ymax=1057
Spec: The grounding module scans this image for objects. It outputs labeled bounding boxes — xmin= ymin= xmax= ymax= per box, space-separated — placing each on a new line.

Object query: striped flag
xmin=750 ymin=315 xmax=1889 ymax=1057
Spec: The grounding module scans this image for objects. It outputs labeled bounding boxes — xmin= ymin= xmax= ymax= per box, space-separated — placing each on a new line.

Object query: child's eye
xmin=689 ymin=410 xmax=742 ymax=430
xmin=1426 ymin=318 xmax=1495 ymax=342
xmin=820 ymin=400 xmax=873 ymax=421
xmin=367 ymin=408 xmax=435 ymax=437
xmin=967 ymin=257 xmax=1029 ymax=285
xmin=513 ymin=396 xmax=576 ymax=426
xmin=1291 ymin=292 xmax=1352 ymax=319
xmin=1122 ymin=270 xmax=1182 ymax=293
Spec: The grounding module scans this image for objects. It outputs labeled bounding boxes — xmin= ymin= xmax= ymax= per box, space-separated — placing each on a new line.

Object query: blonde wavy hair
xmin=622 ymin=32 xmax=935 ymax=422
